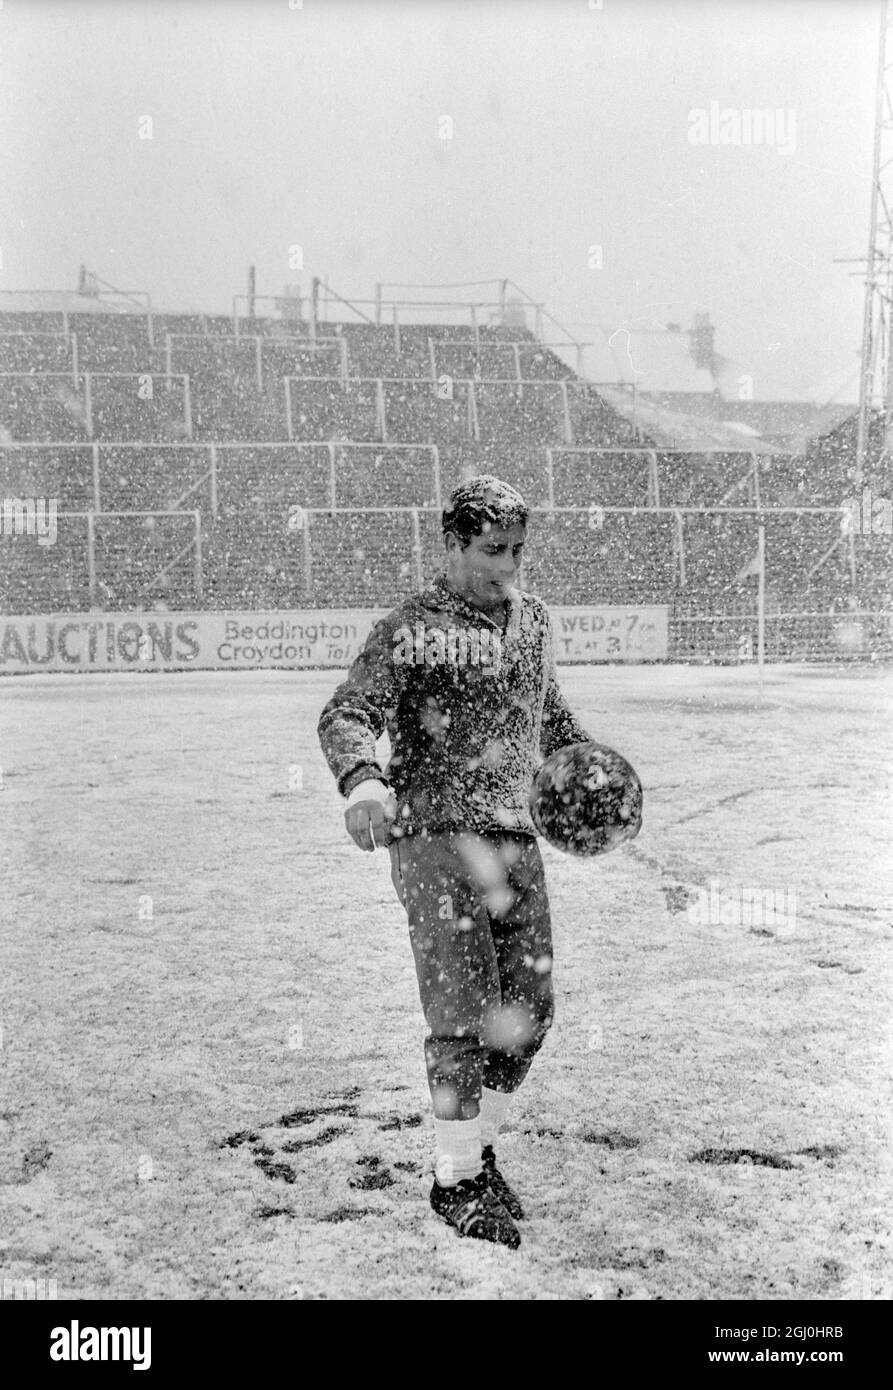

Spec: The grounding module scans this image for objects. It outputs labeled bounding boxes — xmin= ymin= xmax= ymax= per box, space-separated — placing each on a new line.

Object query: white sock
xmin=479 ymin=1087 xmax=512 ymax=1150
xmin=433 ymin=1116 xmax=483 ymax=1186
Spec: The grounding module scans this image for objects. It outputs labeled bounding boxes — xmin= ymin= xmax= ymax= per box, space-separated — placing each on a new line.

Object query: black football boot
xmin=429 ymin=1170 xmax=521 ymax=1248
xmin=481 ymin=1144 xmax=524 ymax=1220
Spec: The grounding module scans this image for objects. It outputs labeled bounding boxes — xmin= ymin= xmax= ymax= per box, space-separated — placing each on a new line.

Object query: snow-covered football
xmin=530 ymin=741 xmax=643 ymax=857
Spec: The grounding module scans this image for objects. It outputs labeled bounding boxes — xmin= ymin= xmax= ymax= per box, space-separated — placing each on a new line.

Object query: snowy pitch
xmin=1 ymin=664 xmax=891 ymax=1301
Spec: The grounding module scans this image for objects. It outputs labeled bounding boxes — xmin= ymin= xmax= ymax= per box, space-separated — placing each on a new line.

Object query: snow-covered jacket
xmin=317 ymin=573 xmax=591 ymax=837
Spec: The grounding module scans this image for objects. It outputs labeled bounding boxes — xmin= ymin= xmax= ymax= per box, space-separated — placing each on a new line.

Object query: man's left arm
xmin=539 ymin=607 xmax=593 ymax=757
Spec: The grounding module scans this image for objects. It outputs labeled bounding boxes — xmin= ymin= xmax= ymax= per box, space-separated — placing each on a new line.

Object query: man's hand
xmin=344 ymin=778 xmax=399 ymax=851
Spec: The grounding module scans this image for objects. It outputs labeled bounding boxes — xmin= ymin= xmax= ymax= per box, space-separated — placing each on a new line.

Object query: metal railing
xmin=2 ymin=282 xmax=589 ymax=374
xmin=165 ymin=332 xmax=349 ymax=391
xmin=0 ymin=439 xmax=444 ymax=517
xmin=230 ymin=293 xmax=308 ymax=335
xmin=5 ymin=508 xmax=203 ymax=606
xmin=670 ymin=611 xmax=892 ymax=663
xmin=0 ymin=371 xmax=192 ymax=439
xmin=0 ymin=294 xmax=76 ymax=339
xmin=290 ymin=503 xmax=858 ymax=601
xmin=545 ymin=446 xmax=767 ymax=510
xmin=282 ymin=375 xmax=580 ymax=443
xmin=369 ymin=279 xmax=589 ymax=373
xmin=231 ymin=278 xmax=592 ymax=374
xmin=0 ymin=332 xmax=78 ymax=382
xmin=3 ymin=496 xmax=881 ymax=659
xmin=77 ymin=270 xmax=155 ymax=345
xmin=0 ymin=283 xmax=155 ymax=346
xmin=0 ymin=439 xmax=845 ymax=525
xmin=428 ymin=337 xmax=578 ymax=384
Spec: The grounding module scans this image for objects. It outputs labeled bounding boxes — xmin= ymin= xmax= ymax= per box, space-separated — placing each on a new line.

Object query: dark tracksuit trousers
xmin=388 ymin=828 xmax=554 ymax=1119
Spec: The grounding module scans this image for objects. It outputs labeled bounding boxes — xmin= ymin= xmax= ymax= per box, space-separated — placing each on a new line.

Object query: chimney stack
xmin=690 ymin=311 xmax=715 ymax=371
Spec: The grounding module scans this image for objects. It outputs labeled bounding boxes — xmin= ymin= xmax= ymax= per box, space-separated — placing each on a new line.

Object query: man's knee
xmin=482 ymin=985 xmax=553 ymax=1058
xmin=424 ymin=1033 xmax=483 ymax=1116
xmin=424 ymin=1030 xmax=482 ymax=1072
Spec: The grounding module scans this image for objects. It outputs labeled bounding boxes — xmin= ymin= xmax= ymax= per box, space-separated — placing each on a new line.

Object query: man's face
xmin=445 ymin=522 xmax=527 ymax=611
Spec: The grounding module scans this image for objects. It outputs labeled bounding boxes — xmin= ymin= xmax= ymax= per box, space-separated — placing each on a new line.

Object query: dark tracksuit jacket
xmin=317 ymin=572 xmax=590 ymax=836
xmin=317 ymin=572 xmax=593 ymax=1105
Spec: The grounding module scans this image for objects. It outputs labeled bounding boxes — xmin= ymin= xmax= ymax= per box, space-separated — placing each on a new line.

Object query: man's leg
xmin=386 ymin=830 xmax=530 ymax=1247
xmin=389 ymin=830 xmax=501 ymax=1181
xmin=479 ymin=834 xmax=554 ymax=1138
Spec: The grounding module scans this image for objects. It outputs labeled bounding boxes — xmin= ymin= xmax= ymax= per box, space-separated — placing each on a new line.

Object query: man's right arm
xmin=317 ymin=612 xmax=406 ymax=800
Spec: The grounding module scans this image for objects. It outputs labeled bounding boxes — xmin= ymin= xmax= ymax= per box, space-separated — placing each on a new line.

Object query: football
xmin=530 ymin=741 xmax=643 ymax=856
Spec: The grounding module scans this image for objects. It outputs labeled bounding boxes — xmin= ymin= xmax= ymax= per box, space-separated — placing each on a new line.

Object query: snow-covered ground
xmin=1 ymin=664 xmax=891 ymax=1300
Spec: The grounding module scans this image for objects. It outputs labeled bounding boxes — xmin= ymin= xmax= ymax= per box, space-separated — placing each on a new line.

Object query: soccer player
xmin=317 ymin=476 xmax=593 ymax=1248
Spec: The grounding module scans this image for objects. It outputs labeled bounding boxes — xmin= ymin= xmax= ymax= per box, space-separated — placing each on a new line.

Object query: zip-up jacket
xmin=317 ymin=573 xmax=592 ymax=837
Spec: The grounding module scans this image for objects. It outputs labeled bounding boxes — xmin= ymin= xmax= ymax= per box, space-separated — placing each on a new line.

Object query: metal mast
xmin=855 ymin=0 xmax=893 ymax=484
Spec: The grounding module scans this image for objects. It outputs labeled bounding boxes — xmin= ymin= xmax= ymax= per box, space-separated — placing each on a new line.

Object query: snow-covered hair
xmin=441 ymin=474 xmax=528 ymax=547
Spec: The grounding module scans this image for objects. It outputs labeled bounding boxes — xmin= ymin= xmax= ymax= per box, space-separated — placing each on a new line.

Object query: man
xmin=317 ymin=475 xmax=593 ymax=1248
